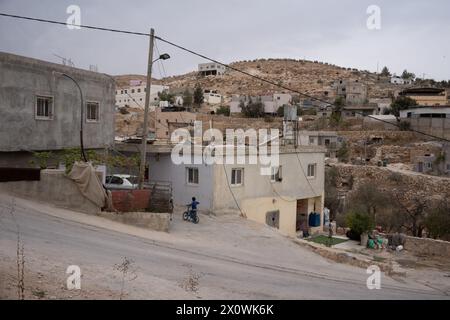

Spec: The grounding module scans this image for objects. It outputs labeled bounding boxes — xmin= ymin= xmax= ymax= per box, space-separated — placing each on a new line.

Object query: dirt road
xmin=0 ymin=194 xmax=448 ymax=299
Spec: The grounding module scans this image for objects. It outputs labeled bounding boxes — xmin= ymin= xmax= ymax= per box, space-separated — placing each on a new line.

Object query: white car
xmin=105 ymin=174 xmax=139 ymax=190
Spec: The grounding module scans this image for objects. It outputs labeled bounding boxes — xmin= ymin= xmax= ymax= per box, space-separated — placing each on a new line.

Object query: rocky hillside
xmin=139 ymin=58 xmax=403 ymax=100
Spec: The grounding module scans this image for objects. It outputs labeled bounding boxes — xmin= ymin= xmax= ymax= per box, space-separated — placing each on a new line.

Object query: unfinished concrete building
xmin=0 ymin=52 xmax=115 ymax=167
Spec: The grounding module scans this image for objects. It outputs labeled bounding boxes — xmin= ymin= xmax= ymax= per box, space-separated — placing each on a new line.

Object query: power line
xmin=0 ymin=12 xmax=150 ymax=37
xmin=1 ymin=12 xmax=449 ymax=142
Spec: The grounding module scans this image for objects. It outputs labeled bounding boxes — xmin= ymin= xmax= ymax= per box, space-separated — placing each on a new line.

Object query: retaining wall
xmin=0 ymin=169 xmax=100 ymax=214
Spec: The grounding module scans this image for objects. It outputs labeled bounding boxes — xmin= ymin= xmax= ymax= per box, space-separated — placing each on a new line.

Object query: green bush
xmin=216 ymin=105 xmax=230 ymax=116
xmin=345 ymin=211 xmax=375 ymax=236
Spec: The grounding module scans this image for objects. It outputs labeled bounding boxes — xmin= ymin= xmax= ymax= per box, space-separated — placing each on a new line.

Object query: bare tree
xmin=113 ymin=257 xmax=138 ymax=300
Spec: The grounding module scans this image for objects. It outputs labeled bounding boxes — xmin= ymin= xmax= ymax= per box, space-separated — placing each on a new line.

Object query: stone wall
xmin=0 ymin=169 xmax=100 ymax=214
xmin=196 ymin=114 xmax=282 ymax=133
xmin=110 ymin=189 xmax=151 ymax=212
xmin=97 ymin=211 xmax=170 ymax=232
xmin=404 ymin=236 xmax=450 ymax=257
xmin=331 ymin=164 xmax=450 ymax=199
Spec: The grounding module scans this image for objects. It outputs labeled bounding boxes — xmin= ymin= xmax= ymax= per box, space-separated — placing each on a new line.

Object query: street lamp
xmin=53 ymin=71 xmax=88 ymax=162
xmin=138 ymin=27 xmax=171 ymax=189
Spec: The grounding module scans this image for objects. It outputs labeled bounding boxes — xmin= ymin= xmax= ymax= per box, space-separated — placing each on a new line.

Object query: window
xmin=186 ymin=167 xmax=199 ymax=185
xmin=271 ymin=166 xmax=282 ymax=182
xmin=120 ymin=90 xmax=124 ymax=94
xmin=309 ymin=137 xmax=315 ymax=145
xmin=131 ymin=89 xmax=135 ymax=93
xmin=137 ymin=88 xmax=141 ymax=93
xmin=307 ymin=164 xmax=316 ymax=178
xmin=231 ymin=168 xmax=243 ymax=186
xmin=35 ymin=96 xmax=53 ymax=120
xmin=125 ymin=90 xmax=128 ymax=94
xmin=86 ymin=102 xmax=99 ymax=122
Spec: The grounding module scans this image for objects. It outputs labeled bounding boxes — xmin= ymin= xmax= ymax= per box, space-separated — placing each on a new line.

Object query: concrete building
xmin=198 ymin=62 xmax=227 ymax=76
xmin=152 ymin=108 xmax=196 ymax=140
xmin=334 ymin=80 xmax=368 ymax=105
xmin=115 ymin=82 xmax=169 ymax=109
xmin=399 ymin=107 xmax=450 ymax=140
xmin=203 ymin=90 xmax=223 ymax=105
xmin=230 ymin=94 xmax=292 ymax=114
xmin=342 ymin=105 xmax=377 ymax=118
xmin=0 ymin=52 xmax=115 ymax=167
xmin=399 ymin=87 xmax=448 ymax=106
xmin=369 ymin=98 xmax=392 ymax=115
xmin=345 ymin=81 xmax=368 ymax=105
xmin=297 ymin=131 xmax=339 ymax=158
xmin=147 ymin=145 xmax=325 ymax=237
xmin=390 ymin=76 xmax=413 ymax=85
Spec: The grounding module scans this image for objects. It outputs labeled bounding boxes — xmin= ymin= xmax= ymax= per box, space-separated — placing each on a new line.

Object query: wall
xmin=111 ymin=189 xmax=151 ymax=212
xmin=153 ymin=108 xmax=196 ymax=140
xmin=97 ymin=211 xmax=170 ymax=232
xmin=0 ymin=52 xmax=115 ymax=152
xmin=407 ymin=117 xmax=450 ymax=140
xmin=403 ymin=236 xmax=450 ymax=257
xmin=0 ymin=169 xmax=100 ymax=214
xmin=148 ymin=153 xmax=215 ymax=212
xmin=242 ymin=196 xmax=297 ymax=237
xmin=212 ymin=149 xmax=325 ymax=215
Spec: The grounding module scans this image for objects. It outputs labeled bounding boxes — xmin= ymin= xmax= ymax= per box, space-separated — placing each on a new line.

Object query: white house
xmin=115 ymin=82 xmax=169 ymax=109
xmin=198 ymin=62 xmax=227 ymax=76
xmin=390 ymin=76 xmax=412 ymax=85
xmin=230 ymin=94 xmax=292 ymax=114
xmin=147 ymin=145 xmax=325 ymax=237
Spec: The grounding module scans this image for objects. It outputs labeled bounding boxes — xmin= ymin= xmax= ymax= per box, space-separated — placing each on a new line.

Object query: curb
xmin=294 ymin=238 xmax=406 ymax=276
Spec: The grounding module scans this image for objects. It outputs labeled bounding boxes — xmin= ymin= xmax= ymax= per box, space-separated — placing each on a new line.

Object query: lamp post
xmin=138 ymin=27 xmax=170 ymax=189
xmin=53 ymin=71 xmax=88 ymax=162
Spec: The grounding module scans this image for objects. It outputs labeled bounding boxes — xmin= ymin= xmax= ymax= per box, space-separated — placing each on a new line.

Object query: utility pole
xmin=138 ymin=28 xmax=155 ymax=189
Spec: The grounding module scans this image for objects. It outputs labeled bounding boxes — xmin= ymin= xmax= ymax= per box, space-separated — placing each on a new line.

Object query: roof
xmin=399 ymin=87 xmax=446 ymax=95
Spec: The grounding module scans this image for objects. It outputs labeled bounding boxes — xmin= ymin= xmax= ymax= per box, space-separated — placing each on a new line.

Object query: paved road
xmin=0 ymin=195 xmax=448 ymax=299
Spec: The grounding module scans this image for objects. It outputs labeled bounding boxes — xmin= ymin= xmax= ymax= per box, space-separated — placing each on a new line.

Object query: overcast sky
xmin=1 ymin=0 xmax=449 ymax=80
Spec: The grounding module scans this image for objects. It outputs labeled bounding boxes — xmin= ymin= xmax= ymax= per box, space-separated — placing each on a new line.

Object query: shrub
xmin=345 ymin=211 xmax=375 ymax=236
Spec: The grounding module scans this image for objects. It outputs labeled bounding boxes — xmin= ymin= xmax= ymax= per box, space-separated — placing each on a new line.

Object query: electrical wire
xmin=1 ymin=12 xmax=448 ymax=141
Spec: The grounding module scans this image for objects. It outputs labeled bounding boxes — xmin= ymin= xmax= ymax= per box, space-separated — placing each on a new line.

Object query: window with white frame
xmin=271 ymin=166 xmax=282 ymax=182
xmin=186 ymin=167 xmax=199 ymax=185
xmin=86 ymin=102 xmax=99 ymax=122
xmin=231 ymin=168 xmax=243 ymax=186
xmin=307 ymin=164 xmax=316 ymax=178
xmin=35 ymin=96 xmax=53 ymax=120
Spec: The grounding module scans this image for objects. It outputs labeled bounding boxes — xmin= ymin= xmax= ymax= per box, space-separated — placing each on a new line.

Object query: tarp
xmin=67 ymin=162 xmax=107 ymax=208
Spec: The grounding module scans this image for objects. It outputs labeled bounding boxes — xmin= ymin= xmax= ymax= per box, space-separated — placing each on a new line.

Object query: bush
xmin=216 ymin=105 xmax=230 ymax=116
xmin=345 ymin=211 xmax=375 ymax=236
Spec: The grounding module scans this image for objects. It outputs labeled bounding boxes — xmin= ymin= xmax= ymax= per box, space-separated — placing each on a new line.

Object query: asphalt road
xmin=0 ymin=195 xmax=448 ymax=299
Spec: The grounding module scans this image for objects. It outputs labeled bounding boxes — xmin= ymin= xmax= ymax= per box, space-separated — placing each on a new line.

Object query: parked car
xmin=105 ymin=174 xmax=139 ymax=190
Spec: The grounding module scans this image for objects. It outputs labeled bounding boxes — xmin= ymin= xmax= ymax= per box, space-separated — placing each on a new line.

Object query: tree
xmin=241 ymin=98 xmax=265 ymax=118
xmin=324 ymin=167 xmax=342 ymax=221
xmin=193 ymin=84 xmax=204 ymax=107
xmin=216 ymin=105 xmax=230 ymax=116
xmin=330 ymin=96 xmax=345 ymax=127
xmin=182 ymin=89 xmax=193 ymax=108
xmin=425 ymin=198 xmax=450 ymax=240
xmin=345 ymin=182 xmax=389 ymax=222
xmin=401 ymin=69 xmax=416 ymax=80
xmin=336 ymin=141 xmax=349 ymax=163
xmin=392 ymin=191 xmax=428 ymax=238
xmin=345 ymin=211 xmax=375 ymax=236
xmin=157 ymin=90 xmax=175 ymax=104
xmin=388 ymin=96 xmax=418 ymax=117
xmin=380 ymin=66 xmax=391 ymax=77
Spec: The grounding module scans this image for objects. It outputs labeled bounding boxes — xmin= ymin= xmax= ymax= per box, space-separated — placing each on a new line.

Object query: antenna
xmin=53 ymin=53 xmax=75 ymax=67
